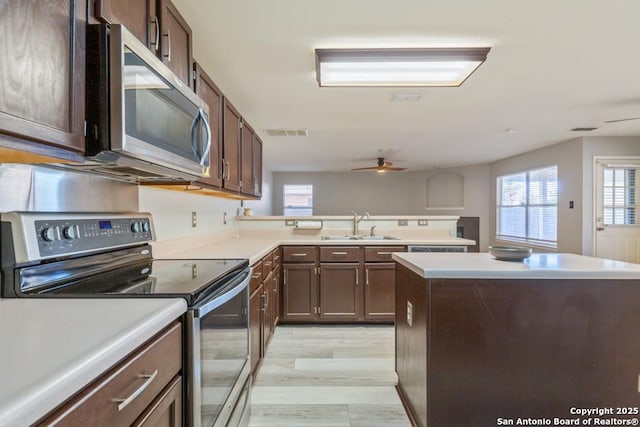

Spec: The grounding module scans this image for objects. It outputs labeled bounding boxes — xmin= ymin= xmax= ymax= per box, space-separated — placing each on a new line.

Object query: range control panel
xmin=34 ymin=216 xmax=153 ymax=257
xmin=0 ymin=212 xmax=155 ymax=263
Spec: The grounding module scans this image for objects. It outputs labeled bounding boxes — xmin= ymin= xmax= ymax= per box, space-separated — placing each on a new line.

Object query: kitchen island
xmin=392 ymin=252 xmax=640 ymax=427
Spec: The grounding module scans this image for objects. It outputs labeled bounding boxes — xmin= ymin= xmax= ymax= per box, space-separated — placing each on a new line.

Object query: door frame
xmin=592 ymin=155 xmax=640 ymax=257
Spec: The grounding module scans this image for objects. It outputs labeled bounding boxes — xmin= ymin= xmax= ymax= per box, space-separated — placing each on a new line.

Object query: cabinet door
xmin=252 ymin=134 xmax=263 ymax=197
xmin=240 ymin=121 xmax=254 ymax=196
xmin=157 ymin=0 xmax=192 ymax=88
xmin=222 ymin=99 xmax=242 ymax=192
xmin=132 ymin=376 xmax=182 ymax=427
xmin=319 ymin=263 xmax=362 ymax=321
xmin=364 ymin=263 xmax=396 ymax=322
xmin=282 ymin=263 xmax=318 ymax=321
xmin=249 ymin=285 xmax=263 ymax=375
xmin=271 ymin=265 xmax=280 ymax=327
xmin=262 ymin=271 xmax=274 ymax=350
xmin=94 ymin=0 xmax=156 ymax=49
xmin=0 ymin=0 xmax=86 ymax=158
xmin=193 ymin=62 xmax=223 ymax=188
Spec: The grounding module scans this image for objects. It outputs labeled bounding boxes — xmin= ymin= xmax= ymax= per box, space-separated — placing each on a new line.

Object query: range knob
xmin=41 ymin=226 xmax=60 ymax=242
xmin=131 ymin=222 xmax=142 ymax=233
xmin=142 ymin=222 xmax=151 ymax=233
xmin=62 ymin=225 xmax=80 ymax=240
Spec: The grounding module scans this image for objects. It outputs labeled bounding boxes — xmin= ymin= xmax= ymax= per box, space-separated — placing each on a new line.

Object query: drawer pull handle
xmin=291 ymin=253 xmax=307 ymax=257
xmin=377 ymin=252 xmax=392 ymax=255
xmin=113 ymin=370 xmax=158 ymax=411
xmin=252 ymin=273 xmax=261 ymax=279
xmin=331 ymin=251 xmax=348 ymax=256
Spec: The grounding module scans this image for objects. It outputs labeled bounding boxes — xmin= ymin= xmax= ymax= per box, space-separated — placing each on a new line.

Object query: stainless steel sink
xmin=320 ymin=235 xmax=399 ymax=241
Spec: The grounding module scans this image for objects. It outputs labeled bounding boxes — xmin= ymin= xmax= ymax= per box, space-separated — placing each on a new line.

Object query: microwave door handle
xmin=200 ymin=110 xmax=212 ymax=166
xmin=190 ymin=109 xmax=212 ymax=166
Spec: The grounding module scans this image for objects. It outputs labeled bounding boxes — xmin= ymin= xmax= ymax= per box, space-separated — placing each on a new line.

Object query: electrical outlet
xmin=191 ymin=211 xmax=197 ymax=228
xmin=407 ymin=301 xmax=413 ymax=327
xmin=285 ymin=220 xmax=296 ymax=226
xmin=418 ymin=219 xmax=428 ymax=226
xmin=398 ymin=219 xmax=408 ymax=226
xmin=223 ymin=212 xmax=227 ymax=225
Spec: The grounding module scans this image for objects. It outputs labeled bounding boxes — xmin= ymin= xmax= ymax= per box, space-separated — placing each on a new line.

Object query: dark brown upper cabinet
xmin=157 ymin=0 xmax=193 ymax=88
xmin=222 ymin=99 xmax=242 ymax=192
xmin=0 ymin=0 xmax=86 ymax=161
xmin=94 ymin=0 xmax=192 ymax=88
xmin=252 ymin=134 xmax=263 ymax=197
xmin=94 ymin=0 xmax=157 ymax=49
xmin=193 ymin=62 xmax=223 ymax=188
xmin=241 ymin=121 xmax=255 ymax=196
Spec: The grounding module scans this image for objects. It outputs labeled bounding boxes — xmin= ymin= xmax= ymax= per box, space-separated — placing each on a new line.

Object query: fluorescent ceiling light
xmin=315 ymin=47 xmax=491 ymax=87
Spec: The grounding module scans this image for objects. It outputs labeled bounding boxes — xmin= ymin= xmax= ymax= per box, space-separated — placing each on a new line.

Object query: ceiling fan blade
xmin=604 ymin=117 xmax=640 ymax=123
xmin=351 ymin=166 xmax=379 ymax=171
xmin=382 ymin=166 xmax=407 ymax=171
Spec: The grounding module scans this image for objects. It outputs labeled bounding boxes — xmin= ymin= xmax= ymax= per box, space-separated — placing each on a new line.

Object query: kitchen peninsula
xmin=392 ymin=252 xmax=640 ymax=427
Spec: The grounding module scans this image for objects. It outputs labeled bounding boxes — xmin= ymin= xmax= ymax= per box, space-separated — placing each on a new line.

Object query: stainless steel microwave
xmin=82 ymin=24 xmax=211 ymax=182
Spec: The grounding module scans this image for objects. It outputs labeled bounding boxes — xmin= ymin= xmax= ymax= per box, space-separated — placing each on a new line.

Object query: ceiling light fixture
xmin=315 ymin=47 xmax=491 ymax=87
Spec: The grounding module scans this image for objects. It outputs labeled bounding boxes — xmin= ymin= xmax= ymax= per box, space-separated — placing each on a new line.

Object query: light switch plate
xmin=191 ymin=211 xmax=197 ymax=228
xmin=285 ymin=220 xmax=296 ymax=226
xmin=418 ymin=219 xmax=428 ymax=226
xmin=407 ymin=301 xmax=413 ymax=327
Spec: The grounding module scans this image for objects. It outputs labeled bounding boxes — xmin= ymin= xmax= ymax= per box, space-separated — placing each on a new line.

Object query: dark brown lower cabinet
xmin=395 ymin=263 xmax=640 ymax=427
xmin=262 ymin=270 xmax=274 ymax=349
xmin=364 ymin=262 xmax=395 ymax=321
xmin=282 ymin=263 xmax=318 ymax=321
xmin=319 ymin=263 xmax=362 ymax=321
xmin=37 ymin=322 xmax=182 ymax=426
xmin=271 ymin=264 xmax=280 ymax=328
xmin=249 ymin=283 xmax=263 ymax=375
xmin=132 ymin=376 xmax=182 ymax=427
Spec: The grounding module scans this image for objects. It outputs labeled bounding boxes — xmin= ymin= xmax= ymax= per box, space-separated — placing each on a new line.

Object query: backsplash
xmin=0 ymin=164 xmax=137 ymax=212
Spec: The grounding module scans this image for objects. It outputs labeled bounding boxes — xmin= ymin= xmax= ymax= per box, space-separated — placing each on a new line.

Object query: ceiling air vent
xmin=570 ymin=127 xmax=598 ymax=132
xmin=266 ymin=129 xmax=308 ymax=137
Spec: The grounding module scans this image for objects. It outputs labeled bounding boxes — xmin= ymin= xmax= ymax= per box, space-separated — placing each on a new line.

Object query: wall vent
xmin=570 ymin=127 xmax=598 ymax=132
xmin=266 ymin=129 xmax=308 ymax=137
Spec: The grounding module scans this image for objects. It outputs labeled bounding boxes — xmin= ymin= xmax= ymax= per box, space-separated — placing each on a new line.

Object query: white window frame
xmin=283 ymin=184 xmax=313 ymax=216
xmin=496 ymin=165 xmax=558 ymax=248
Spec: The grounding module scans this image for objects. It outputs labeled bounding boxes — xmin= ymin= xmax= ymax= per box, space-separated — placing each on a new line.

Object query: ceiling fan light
xmin=315 ymin=47 xmax=491 ymax=87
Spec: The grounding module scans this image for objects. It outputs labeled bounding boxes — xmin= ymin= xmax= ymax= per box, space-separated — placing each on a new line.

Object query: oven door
xmin=187 ymin=268 xmax=251 ymax=427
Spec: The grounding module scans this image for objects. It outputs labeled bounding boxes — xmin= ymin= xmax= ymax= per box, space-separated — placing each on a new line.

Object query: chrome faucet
xmin=351 ymin=211 xmax=370 ymax=236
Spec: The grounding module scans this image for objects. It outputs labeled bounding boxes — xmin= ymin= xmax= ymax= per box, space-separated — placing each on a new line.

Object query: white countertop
xmin=152 ymin=230 xmax=475 ymax=264
xmin=393 ymin=252 xmax=640 ymax=279
xmin=0 ymin=298 xmax=187 ymax=427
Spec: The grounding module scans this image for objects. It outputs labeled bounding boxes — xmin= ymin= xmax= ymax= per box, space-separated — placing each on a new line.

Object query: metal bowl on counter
xmin=488 ymin=245 xmax=533 ymax=261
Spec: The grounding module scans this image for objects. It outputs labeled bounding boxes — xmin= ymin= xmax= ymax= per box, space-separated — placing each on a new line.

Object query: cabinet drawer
xmin=320 ymin=247 xmax=361 ymax=262
xmin=364 ymin=246 xmax=406 ymax=262
xmin=271 ymin=248 xmax=281 ymax=269
xmin=250 ymin=261 xmax=263 ymax=294
xmin=262 ymin=252 xmax=274 ymax=276
xmin=39 ymin=322 xmax=182 ymax=427
xmin=282 ymin=246 xmax=316 ymax=262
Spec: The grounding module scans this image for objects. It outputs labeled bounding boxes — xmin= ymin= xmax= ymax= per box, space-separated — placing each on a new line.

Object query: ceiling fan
xmin=351 ymin=157 xmax=406 ymax=172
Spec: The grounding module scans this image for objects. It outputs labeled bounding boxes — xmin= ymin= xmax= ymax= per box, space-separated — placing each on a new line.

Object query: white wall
xmin=489 ymin=138 xmax=583 ymax=253
xmin=272 ymin=165 xmax=491 ymax=250
xmin=139 ymin=170 xmax=273 ymax=242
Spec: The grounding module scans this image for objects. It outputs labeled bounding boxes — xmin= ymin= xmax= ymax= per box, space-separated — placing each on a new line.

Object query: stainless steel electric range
xmin=0 ymin=212 xmax=251 ymax=427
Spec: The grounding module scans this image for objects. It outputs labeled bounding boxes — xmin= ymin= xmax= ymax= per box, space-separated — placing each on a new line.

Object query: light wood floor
xmin=248 ymin=325 xmax=412 ymax=427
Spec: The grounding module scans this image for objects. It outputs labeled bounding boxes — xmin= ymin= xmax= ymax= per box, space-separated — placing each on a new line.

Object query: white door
xmin=595 ymin=158 xmax=640 ymax=263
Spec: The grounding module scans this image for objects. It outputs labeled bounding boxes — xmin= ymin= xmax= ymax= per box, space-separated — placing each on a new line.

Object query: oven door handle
xmin=194 ymin=268 xmax=251 ymax=317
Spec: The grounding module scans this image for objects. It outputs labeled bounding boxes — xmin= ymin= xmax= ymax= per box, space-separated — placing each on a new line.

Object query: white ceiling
xmin=173 ymin=0 xmax=640 ymax=172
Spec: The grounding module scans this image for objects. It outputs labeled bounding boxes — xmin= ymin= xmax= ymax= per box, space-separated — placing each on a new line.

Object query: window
xmin=602 ymin=166 xmax=639 ymax=225
xmin=497 ymin=165 xmax=557 ymax=246
xmin=283 ymin=185 xmax=313 ymax=216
